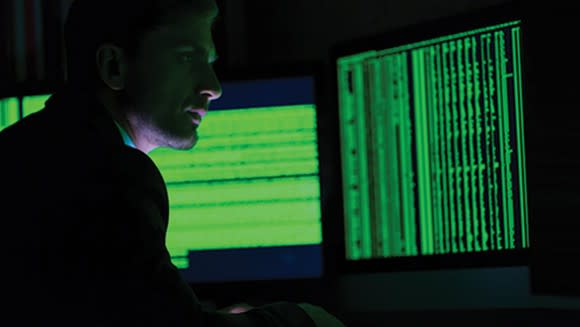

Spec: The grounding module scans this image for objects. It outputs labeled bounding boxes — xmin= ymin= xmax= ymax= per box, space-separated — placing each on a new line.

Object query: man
xmin=0 ymin=0 xmax=345 ymax=326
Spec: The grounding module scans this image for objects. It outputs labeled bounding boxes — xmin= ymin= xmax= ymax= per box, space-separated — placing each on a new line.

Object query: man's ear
xmin=96 ymin=44 xmax=127 ymax=91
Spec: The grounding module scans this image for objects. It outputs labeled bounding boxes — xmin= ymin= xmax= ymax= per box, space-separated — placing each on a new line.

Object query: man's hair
xmin=64 ymin=0 xmax=216 ymax=86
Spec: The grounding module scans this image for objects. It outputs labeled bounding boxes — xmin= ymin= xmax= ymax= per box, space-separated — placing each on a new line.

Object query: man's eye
xmin=179 ymin=53 xmax=197 ymax=63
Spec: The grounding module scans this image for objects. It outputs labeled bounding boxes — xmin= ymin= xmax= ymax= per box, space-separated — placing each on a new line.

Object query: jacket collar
xmin=44 ymin=84 xmax=125 ymax=147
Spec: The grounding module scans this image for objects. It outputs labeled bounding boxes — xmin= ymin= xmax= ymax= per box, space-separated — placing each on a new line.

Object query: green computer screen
xmin=337 ymin=20 xmax=529 ymax=261
xmin=0 ymin=97 xmax=20 ymax=132
xmin=150 ymin=76 xmax=324 ymax=281
xmin=0 ymin=94 xmax=52 ymax=132
xmin=148 ymin=103 xmax=322 ymax=270
xmin=22 ymin=94 xmax=51 ymax=118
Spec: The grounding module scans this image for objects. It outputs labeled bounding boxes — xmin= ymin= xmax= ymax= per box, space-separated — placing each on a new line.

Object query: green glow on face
xmin=149 ymin=104 xmax=323 ymax=268
xmin=0 ymin=98 xmax=20 ymax=132
xmin=337 ymin=20 xmax=529 ymax=260
xmin=22 ymin=95 xmax=51 ymax=118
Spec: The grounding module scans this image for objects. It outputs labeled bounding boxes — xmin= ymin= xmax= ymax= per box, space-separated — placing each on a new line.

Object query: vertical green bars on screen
xmin=337 ymin=20 xmax=529 ymax=260
xmin=0 ymin=98 xmax=20 ymax=131
xmin=0 ymin=94 xmax=53 ymax=133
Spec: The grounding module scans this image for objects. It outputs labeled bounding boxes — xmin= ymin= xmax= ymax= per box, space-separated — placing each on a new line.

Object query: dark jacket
xmin=0 ymin=86 xmax=315 ymax=327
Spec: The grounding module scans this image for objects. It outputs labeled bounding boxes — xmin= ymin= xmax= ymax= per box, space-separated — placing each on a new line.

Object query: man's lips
xmin=186 ymin=109 xmax=204 ymax=125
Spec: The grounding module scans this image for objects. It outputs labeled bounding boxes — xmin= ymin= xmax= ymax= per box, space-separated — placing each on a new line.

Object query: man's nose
xmin=202 ymin=86 xmax=222 ymax=101
xmin=200 ymin=72 xmax=222 ymax=101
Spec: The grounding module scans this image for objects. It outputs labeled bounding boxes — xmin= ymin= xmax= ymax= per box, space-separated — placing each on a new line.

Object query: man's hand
xmin=298 ymin=303 xmax=347 ymax=327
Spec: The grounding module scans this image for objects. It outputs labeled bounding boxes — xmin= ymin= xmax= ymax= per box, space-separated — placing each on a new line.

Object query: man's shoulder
xmin=0 ymin=109 xmax=49 ymax=144
xmin=103 ymin=145 xmax=166 ymax=189
xmin=0 ymin=106 xmax=159 ymax=182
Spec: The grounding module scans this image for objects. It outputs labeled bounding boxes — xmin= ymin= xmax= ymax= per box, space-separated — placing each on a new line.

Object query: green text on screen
xmin=337 ymin=21 xmax=529 ymax=260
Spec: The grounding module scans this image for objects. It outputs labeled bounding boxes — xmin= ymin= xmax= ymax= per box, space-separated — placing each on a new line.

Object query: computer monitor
xmin=15 ymin=72 xmax=324 ymax=285
xmin=148 ymin=73 xmax=324 ymax=284
xmin=326 ymin=0 xmax=580 ymax=309
xmin=330 ymin=1 xmax=529 ymax=272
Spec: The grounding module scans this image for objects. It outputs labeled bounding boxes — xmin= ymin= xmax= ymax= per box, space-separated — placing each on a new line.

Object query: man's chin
xmin=167 ymin=140 xmax=196 ymax=151
xmin=154 ymin=127 xmax=198 ymax=150
xmin=171 ymin=135 xmax=198 ymax=150
xmin=152 ymin=135 xmax=195 ymax=151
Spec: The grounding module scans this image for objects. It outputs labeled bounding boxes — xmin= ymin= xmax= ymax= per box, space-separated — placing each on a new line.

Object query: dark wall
xmin=522 ymin=0 xmax=580 ymax=299
xmin=238 ymin=0 xmax=510 ymax=66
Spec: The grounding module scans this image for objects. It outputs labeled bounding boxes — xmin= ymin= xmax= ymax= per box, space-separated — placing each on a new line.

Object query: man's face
xmin=123 ymin=3 xmax=222 ymax=151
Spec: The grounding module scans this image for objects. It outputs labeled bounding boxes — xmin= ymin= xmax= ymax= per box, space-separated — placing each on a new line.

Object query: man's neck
xmin=96 ymin=89 xmax=156 ymax=154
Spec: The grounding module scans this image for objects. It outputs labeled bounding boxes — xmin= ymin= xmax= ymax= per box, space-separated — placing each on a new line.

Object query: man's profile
xmin=0 ymin=0 xmax=345 ymax=326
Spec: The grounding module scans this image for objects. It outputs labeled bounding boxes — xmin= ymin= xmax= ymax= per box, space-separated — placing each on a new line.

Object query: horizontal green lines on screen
xmin=152 ymin=139 xmax=319 ymax=183
xmin=167 ymin=224 xmax=322 ymax=255
xmin=167 ymin=175 xmax=321 ymax=207
xmin=167 ymin=222 xmax=322 ymax=253
xmin=152 ymin=142 xmax=318 ymax=165
xmin=170 ymin=195 xmax=319 ymax=209
xmin=197 ymin=129 xmax=317 ymax=150
xmin=155 ymin=141 xmax=317 ymax=167
xmin=200 ymin=104 xmax=317 ymax=134
xmin=148 ymin=104 xmax=320 ymax=184
xmin=151 ymin=128 xmax=317 ymax=162
xmin=172 ymin=213 xmax=318 ymax=229
xmin=152 ymin=103 xmax=322 ymax=256
xmin=165 ymin=193 xmax=322 ymax=253
xmin=164 ymin=159 xmax=318 ymax=184
xmin=163 ymin=155 xmax=315 ymax=169
xmin=169 ymin=198 xmax=321 ymax=226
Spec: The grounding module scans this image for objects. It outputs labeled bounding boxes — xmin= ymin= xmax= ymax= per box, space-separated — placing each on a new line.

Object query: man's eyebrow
xmin=173 ymin=43 xmax=218 ymax=60
xmin=172 ymin=43 xmax=215 ymax=53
